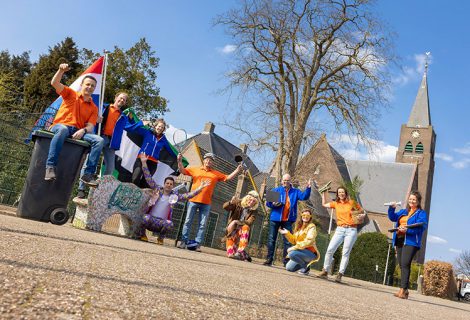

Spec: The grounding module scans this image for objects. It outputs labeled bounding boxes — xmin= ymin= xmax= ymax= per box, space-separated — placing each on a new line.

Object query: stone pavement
xmin=1 ymin=213 xmax=469 ymax=319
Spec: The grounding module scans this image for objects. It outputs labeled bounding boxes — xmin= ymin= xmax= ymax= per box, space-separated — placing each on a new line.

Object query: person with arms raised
xmin=45 ymin=63 xmax=103 ymax=186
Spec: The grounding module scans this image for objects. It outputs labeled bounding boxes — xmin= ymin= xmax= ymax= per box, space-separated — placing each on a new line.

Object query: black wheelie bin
xmin=17 ymin=130 xmax=90 ymax=225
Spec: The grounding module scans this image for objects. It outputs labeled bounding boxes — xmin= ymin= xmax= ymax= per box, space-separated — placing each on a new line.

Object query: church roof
xmin=345 ymin=160 xmax=417 ymax=214
xmin=407 ymin=72 xmax=431 ymax=128
xmin=328 ymin=142 xmax=351 ymax=183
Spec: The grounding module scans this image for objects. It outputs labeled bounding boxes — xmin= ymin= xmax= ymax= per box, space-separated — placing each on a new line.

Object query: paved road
xmin=1 ymin=213 xmax=469 ymax=319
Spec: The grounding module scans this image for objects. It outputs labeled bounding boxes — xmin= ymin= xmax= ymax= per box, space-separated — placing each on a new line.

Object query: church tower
xmin=395 ymin=58 xmax=436 ymax=263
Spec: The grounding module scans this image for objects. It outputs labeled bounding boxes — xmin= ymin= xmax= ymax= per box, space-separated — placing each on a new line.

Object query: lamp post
xmin=383 ymin=238 xmax=393 ymax=285
xmin=457 ymin=273 xmax=465 ymax=301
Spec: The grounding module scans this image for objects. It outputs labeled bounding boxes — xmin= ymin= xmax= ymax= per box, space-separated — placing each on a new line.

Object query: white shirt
xmin=149 ymin=194 xmax=170 ymax=219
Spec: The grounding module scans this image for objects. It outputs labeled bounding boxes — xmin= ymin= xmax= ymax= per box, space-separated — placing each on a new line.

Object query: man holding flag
xmin=45 ymin=63 xmax=104 ymax=186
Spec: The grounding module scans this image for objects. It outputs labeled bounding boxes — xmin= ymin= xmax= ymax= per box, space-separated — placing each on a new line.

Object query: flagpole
xmin=98 ymin=51 xmax=109 ymax=135
xmin=98 ymin=51 xmax=109 ymax=178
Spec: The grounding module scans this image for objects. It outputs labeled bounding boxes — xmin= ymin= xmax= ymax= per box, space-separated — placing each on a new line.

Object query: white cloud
xmin=435 ymin=153 xmax=453 ymax=162
xmin=452 ymin=158 xmax=470 ymax=169
xmin=427 ymin=234 xmax=448 ymax=244
xmin=392 ymin=65 xmax=416 ymax=86
xmin=217 ymin=44 xmax=237 ymax=54
xmin=330 ymin=134 xmax=397 ymax=163
xmin=449 ymin=248 xmax=462 ymax=254
xmin=453 ymin=143 xmax=470 ymax=155
xmin=392 ymin=52 xmax=433 ymax=86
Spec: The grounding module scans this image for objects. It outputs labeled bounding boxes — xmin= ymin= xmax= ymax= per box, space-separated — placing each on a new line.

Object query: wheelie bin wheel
xmin=50 ymin=208 xmax=69 ymax=225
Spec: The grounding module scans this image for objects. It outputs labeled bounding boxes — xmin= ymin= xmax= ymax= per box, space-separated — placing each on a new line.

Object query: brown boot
xmin=404 ymin=289 xmax=409 ymax=299
xmin=393 ymin=289 xmax=401 ymax=297
xmin=334 ymin=273 xmax=343 ymax=283
xmin=397 ymin=288 xmax=408 ymax=299
xmin=318 ymin=270 xmax=328 ymax=279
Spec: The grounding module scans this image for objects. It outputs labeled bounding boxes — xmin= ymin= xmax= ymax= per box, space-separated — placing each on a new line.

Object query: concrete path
xmin=1 ymin=213 xmax=469 ymax=319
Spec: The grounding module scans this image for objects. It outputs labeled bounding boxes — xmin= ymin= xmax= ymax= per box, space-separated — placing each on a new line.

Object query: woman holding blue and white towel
xmin=388 ymin=190 xmax=428 ymax=299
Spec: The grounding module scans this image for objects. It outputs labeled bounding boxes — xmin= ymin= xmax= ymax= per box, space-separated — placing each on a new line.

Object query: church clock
xmin=411 ymin=130 xmax=421 ymax=139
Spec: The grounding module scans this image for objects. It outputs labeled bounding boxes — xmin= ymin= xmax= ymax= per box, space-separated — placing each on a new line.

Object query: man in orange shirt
xmin=176 ymin=152 xmax=242 ymax=251
xmin=76 ymin=92 xmax=128 ymax=198
xmin=45 ymin=63 xmax=104 ymax=186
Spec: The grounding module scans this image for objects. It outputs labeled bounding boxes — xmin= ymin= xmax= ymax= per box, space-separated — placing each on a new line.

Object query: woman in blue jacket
xmin=388 ymin=190 xmax=428 ymax=299
xmin=127 ymin=118 xmax=177 ymax=188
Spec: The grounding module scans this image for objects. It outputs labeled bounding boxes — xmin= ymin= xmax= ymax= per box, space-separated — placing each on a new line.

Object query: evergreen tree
xmin=23 ymin=37 xmax=82 ymax=114
xmin=0 ymin=50 xmax=31 ymax=110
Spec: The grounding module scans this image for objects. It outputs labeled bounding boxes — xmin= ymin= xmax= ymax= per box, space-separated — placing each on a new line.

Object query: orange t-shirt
xmin=103 ymin=105 xmax=121 ymax=136
xmin=52 ymin=86 xmax=98 ymax=129
xmin=330 ymin=200 xmax=362 ymax=227
xmin=281 ymin=189 xmax=291 ymax=221
xmin=186 ymin=166 xmax=227 ymax=205
xmin=399 ymin=208 xmax=416 ymax=228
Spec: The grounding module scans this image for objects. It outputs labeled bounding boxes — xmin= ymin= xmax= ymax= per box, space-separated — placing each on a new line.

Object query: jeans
xmin=181 ymin=202 xmax=211 ymax=244
xmin=266 ymin=220 xmax=293 ymax=262
xmin=396 ymin=245 xmax=419 ymax=289
xmin=78 ymin=135 xmax=113 ymax=190
xmin=46 ymin=124 xmax=104 ymax=176
xmin=323 ymin=226 xmax=358 ymax=274
xmin=46 ymin=124 xmax=78 ymax=167
xmin=286 ymin=249 xmax=317 ymax=272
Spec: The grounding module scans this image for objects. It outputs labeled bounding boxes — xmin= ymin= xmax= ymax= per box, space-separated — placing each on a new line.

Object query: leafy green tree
xmin=80 ymin=38 xmax=168 ymax=118
xmin=333 ymin=232 xmax=395 ymax=283
xmin=0 ymin=50 xmax=31 ymax=110
xmin=342 ymin=175 xmax=364 ymax=202
xmin=0 ymin=72 xmax=21 ymax=111
xmin=23 ymin=37 xmax=82 ymax=113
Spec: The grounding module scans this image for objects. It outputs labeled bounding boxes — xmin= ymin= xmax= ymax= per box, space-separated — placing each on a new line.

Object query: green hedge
xmin=332 ymin=232 xmax=395 ymax=283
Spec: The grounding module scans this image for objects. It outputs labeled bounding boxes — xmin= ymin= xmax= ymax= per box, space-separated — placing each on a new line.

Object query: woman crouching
xmin=279 ymin=209 xmax=320 ymax=275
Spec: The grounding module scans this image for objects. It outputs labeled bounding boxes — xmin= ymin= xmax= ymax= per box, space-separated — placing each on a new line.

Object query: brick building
xmin=294 ymin=68 xmax=435 ymax=263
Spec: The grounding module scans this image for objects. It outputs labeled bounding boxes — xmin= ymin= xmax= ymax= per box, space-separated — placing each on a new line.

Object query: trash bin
xmin=17 ymin=130 xmax=90 ymax=225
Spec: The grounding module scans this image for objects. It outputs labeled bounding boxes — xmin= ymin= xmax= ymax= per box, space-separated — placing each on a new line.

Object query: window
xmin=415 ymin=142 xmax=424 ymax=154
xmin=404 ymin=141 xmax=413 ymax=153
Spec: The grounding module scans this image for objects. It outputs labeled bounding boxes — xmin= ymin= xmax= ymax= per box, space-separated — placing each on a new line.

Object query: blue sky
xmin=1 ymin=0 xmax=468 ymax=263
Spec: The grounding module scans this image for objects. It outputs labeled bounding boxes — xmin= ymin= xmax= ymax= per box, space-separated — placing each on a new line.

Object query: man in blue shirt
xmin=264 ymin=174 xmax=311 ymax=266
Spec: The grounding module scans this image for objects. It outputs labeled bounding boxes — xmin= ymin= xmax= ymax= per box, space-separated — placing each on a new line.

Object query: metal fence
xmin=0 ymin=112 xmax=36 ymax=205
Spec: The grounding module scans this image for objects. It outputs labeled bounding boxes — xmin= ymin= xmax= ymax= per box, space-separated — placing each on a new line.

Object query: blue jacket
xmin=125 ymin=120 xmax=177 ymax=161
xmin=266 ymin=185 xmax=311 ymax=222
xmin=388 ymin=206 xmax=428 ymax=248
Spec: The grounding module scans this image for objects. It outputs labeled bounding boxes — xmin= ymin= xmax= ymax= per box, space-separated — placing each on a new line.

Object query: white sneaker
xmin=44 ymin=167 xmax=56 ymax=181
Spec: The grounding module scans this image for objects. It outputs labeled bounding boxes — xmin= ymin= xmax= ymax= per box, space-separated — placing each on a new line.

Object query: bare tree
xmin=455 ymin=250 xmax=470 ymax=277
xmin=216 ymin=0 xmax=395 ymax=182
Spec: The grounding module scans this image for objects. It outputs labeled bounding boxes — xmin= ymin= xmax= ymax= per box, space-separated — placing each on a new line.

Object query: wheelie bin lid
xmin=32 ymin=129 xmax=91 ymax=147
